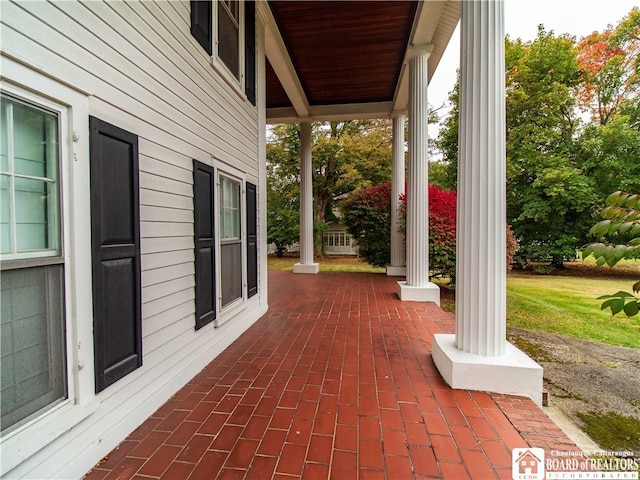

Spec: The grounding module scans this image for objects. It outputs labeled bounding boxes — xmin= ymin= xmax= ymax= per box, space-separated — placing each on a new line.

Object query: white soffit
xmin=393 ymin=0 xmax=461 ymax=113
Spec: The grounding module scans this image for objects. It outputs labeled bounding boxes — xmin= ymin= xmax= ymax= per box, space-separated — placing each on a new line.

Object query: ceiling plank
xmin=262 ymin=2 xmax=310 ymax=117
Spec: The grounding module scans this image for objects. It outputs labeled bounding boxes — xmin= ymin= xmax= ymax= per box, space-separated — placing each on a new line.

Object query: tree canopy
xmin=434 ymin=8 xmax=640 ymax=267
xmin=266 ymin=120 xmax=393 ymax=255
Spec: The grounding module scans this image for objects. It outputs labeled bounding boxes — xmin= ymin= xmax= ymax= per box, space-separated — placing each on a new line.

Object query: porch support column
xmin=293 ymin=121 xmax=319 ymax=274
xmin=386 ymin=114 xmax=406 ymax=277
xmin=432 ymin=0 xmax=543 ymax=405
xmin=397 ymin=45 xmax=440 ymax=303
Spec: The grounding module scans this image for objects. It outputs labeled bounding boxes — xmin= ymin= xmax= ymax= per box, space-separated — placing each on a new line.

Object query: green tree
xmin=266 ymin=120 xmax=393 ymax=257
xmin=576 ymin=9 xmax=640 ymax=199
xmin=506 ymin=28 xmax=596 ymax=266
xmin=576 ymin=8 xmax=640 ymax=126
xmin=432 ymin=75 xmax=460 ymax=191
xmin=266 ymin=128 xmax=301 ymax=255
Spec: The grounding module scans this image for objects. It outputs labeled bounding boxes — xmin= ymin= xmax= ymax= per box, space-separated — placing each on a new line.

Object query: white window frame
xmin=0 ymin=95 xmax=61 ymax=262
xmin=213 ymin=161 xmax=247 ymax=325
xmin=217 ymin=170 xmax=245 ymax=313
xmin=212 ymin=0 xmax=246 ymax=97
xmin=0 ymin=68 xmax=97 ymax=477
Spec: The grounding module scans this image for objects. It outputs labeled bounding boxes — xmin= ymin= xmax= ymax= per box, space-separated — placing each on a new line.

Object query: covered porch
xmin=84 ymin=271 xmax=579 ymax=480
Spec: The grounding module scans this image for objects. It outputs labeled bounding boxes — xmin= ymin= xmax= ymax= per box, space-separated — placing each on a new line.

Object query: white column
xmin=386 ymin=114 xmax=406 ymax=277
xmin=293 ymin=121 xmax=319 ymax=274
xmin=432 ymin=0 xmax=543 ymax=405
xmin=397 ymin=45 xmax=439 ymax=303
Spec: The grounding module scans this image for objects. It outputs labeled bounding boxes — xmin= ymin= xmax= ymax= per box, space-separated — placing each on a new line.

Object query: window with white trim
xmin=190 ymin=0 xmax=256 ymax=105
xmin=217 ymin=0 xmax=240 ymax=80
xmin=0 ymin=93 xmax=66 ymax=433
xmin=219 ymin=174 xmax=242 ymax=308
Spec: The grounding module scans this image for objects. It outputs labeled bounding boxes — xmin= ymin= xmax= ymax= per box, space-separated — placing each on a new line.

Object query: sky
xmin=428 ymin=0 xmax=638 ymax=125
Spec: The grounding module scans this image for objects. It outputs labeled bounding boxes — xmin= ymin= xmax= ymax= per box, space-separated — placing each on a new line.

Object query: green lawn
xmin=268 ymin=255 xmax=384 ymax=273
xmin=507 ymin=272 xmax=640 ymax=348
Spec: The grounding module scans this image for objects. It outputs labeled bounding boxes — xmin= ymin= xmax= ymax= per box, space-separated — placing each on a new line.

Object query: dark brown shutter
xmin=244 ymin=0 xmax=256 ymax=105
xmin=193 ymin=160 xmax=216 ymax=329
xmin=191 ymin=0 xmax=212 ymax=56
xmin=89 ymin=117 xmax=142 ymax=393
xmin=246 ymin=182 xmax=258 ymax=298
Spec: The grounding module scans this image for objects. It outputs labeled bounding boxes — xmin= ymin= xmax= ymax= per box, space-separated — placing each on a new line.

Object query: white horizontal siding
xmin=142 ymin=262 xmax=194 ymax=289
xmin=1 ymin=0 xmax=267 ymax=477
xmin=141 ymin=236 xmax=193 ymax=255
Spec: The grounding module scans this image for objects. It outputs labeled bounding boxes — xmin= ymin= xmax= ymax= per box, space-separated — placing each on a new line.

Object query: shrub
xmin=342 ymin=182 xmax=518 ymax=280
xmin=341 ymin=183 xmax=392 ymax=267
xmin=400 ymin=185 xmax=458 ymax=280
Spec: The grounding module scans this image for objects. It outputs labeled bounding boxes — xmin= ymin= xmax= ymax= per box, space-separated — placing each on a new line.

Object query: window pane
xmin=220 ymin=242 xmax=242 ymax=307
xmin=1 ymin=265 xmax=67 ymax=432
xmin=14 ymin=177 xmax=49 ymax=252
xmin=218 ymin=1 xmax=240 ymax=79
xmin=0 ymin=95 xmax=60 ymax=257
xmin=12 ymin=102 xmax=57 ymax=178
xmin=220 ymin=176 xmax=240 ymax=241
xmin=1 ymin=99 xmax=8 ymax=172
xmin=1 ymin=175 xmax=10 ymax=253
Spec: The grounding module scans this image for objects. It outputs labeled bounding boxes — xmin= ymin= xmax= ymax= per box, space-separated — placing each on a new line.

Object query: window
xmin=1 ymin=95 xmax=60 ymax=259
xmin=193 ymin=166 xmax=257 ymax=326
xmin=218 ymin=0 xmax=240 ymax=79
xmin=219 ymin=174 xmax=242 ymax=308
xmin=190 ymin=0 xmax=256 ymax=105
xmin=0 ymin=93 xmax=66 ymax=433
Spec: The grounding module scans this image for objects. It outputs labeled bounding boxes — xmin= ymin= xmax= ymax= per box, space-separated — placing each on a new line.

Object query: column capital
xmin=405 ymin=43 xmax=434 ymax=62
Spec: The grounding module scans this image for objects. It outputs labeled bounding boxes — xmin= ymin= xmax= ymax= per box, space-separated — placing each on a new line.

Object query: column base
xmin=386 ymin=265 xmax=406 ymax=277
xmin=432 ymin=334 xmax=543 ymax=406
xmin=293 ymin=263 xmax=320 ymax=274
xmin=397 ymin=281 xmax=440 ymax=305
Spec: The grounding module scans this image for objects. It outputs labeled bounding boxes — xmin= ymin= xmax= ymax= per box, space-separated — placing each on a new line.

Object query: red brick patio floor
xmin=85 ymin=271 xmax=580 ymax=480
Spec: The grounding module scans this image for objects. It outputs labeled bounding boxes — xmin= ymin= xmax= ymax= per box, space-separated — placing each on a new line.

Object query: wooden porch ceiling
xmin=264 ymin=0 xmax=461 ymax=123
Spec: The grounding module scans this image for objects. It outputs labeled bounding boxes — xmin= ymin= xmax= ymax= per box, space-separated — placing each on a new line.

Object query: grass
xmin=576 ymin=411 xmax=640 ymax=453
xmin=268 ymin=254 xmax=384 ymax=273
xmin=506 ymin=271 xmax=640 ymax=349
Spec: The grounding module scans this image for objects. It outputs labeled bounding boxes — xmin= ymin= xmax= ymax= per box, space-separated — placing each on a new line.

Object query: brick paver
xmin=85 ymin=271 xmax=580 ymax=479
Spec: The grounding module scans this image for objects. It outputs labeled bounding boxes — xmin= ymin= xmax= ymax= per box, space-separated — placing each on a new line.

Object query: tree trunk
xmin=314 ymin=195 xmax=329 ymax=257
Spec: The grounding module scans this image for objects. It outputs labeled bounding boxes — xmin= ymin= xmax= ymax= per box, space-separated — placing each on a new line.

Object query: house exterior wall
xmin=0 ymin=1 xmax=267 ymax=478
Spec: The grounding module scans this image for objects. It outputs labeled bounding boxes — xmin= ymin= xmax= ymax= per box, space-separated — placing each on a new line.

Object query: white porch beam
xmin=266 ymin=101 xmax=396 ymax=125
xmin=262 ymin=3 xmax=310 ymax=118
xmin=293 ymin=121 xmax=319 ymax=274
xmin=432 ymin=0 xmax=543 ymax=406
xmin=397 ymin=45 xmax=440 ymax=304
xmin=387 ymin=114 xmax=406 ymax=277
xmin=393 ymin=1 xmax=461 ymax=113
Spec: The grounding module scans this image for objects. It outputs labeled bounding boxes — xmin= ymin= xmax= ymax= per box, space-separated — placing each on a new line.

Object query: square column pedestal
xmin=293 ymin=263 xmax=319 ymax=274
xmin=397 ymin=281 xmax=440 ymax=305
xmin=432 ymin=334 xmax=543 ymax=406
xmin=386 ymin=266 xmax=406 ymax=277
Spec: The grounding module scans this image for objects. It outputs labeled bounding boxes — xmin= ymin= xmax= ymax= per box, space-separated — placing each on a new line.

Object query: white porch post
xmin=397 ymin=45 xmax=440 ymax=303
xmin=386 ymin=114 xmax=406 ymax=277
xmin=293 ymin=121 xmax=319 ymax=274
xmin=432 ymin=0 xmax=543 ymax=405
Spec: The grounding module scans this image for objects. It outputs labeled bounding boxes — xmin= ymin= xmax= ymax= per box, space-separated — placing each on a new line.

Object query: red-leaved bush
xmin=400 ymin=185 xmax=457 ymax=280
xmin=342 ymin=182 xmax=518 ymax=280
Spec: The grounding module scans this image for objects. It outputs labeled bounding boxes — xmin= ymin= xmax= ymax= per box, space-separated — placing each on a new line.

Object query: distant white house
xmin=323 ymin=223 xmax=358 ymax=256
